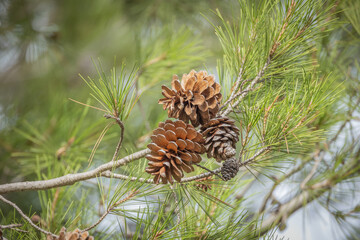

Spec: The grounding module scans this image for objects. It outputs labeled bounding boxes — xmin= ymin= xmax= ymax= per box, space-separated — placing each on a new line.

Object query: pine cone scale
xmin=161 ymin=86 xmax=175 ymax=98
xmin=175 ymin=127 xmax=187 ymax=140
xmin=176 ymin=139 xmax=186 ymax=150
xmin=172 ymin=78 xmax=182 ymax=91
xmin=198 ymin=101 xmax=208 ymax=112
xmin=185 ymin=104 xmax=193 ymax=115
xmin=184 ymin=77 xmax=196 ymax=89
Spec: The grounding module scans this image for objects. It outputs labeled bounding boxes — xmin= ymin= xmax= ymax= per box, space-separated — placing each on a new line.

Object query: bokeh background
xmin=1 ymin=0 xmax=360 ymax=239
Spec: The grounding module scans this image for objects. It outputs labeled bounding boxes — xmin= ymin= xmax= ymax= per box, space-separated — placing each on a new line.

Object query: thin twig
xmin=8 ymin=228 xmax=29 ymax=234
xmin=169 ymin=185 xmax=181 ymax=227
xmin=235 ymin=174 xmax=259 ymax=200
xmin=0 ymin=195 xmax=57 ymax=238
xmin=239 ymin=147 xmax=270 ymax=167
xmin=0 ymin=224 xmax=22 ymax=229
xmin=221 ymin=57 xmax=271 ymax=116
xmin=82 ymin=190 xmax=138 ymax=232
xmin=194 ymin=163 xmax=226 ymax=181
xmin=104 ymin=114 xmax=125 ymax=162
xmin=258 ymin=158 xmax=311 ymax=214
xmin=219 ymin=67 xmax=244 ymax=111
xmin=300 ymin=150 xmax=322 ymax=189
xmin=101 ymin=171 xmax=153 ymax=183
xmin=330 ymin=97 xmax=360 ymax=143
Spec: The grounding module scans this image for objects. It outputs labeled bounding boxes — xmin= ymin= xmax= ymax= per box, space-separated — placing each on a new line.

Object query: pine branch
xmin=257 ymin=144 xmax=360 ymax=237
xmin=219 ymin=67 xmax=244 ymax=111
xmin=300 ymin=150 xmax=322 ymax=189
xmin=0 ymin=195 xmax=57 ymax=238
xmin=221 ymin=57 xmax=271 ymax=116
xmin=0 ymin=143 xmax=272 ymax=194
xmin=258 ymin=157 xmax=311 ymax=214
xmin=258 ymin=186 xmax=327 ymax=236
xmin=0 ymin=149 xmax=150 ymax=194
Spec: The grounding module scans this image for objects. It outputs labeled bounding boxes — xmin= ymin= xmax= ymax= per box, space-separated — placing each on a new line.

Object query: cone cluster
xmin=47 ymin=227 xmax=94 ymax=240
xmin=200 ymin=117 xmax=240 ymax=162
xmin=145 ymin=119 xmax=205 ymax=184
xmin=147 ymin=69 xmax=241 ymax=183
xmin=159 ymin=70 xmax=222 ymax=127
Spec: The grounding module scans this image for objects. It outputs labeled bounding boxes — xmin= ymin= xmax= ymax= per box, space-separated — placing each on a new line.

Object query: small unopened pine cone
xmin=200 ymin=117 xmax=240 ymax=162
xmin=145 ymin=119 xmax=205 ymax=184
xmin=158 ymin=70 xmax=222 ymax=127
xmin=221 ymin=158 xmax=239 ymax=181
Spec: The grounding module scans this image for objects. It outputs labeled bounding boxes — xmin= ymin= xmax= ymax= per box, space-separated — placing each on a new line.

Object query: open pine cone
xmin=200 ymin=117 xmax=240 ymax=162
xmin=158 ymin=70 xmax=222 ymax=127
xmin=145 ymin=119 xmax=205 ymax=184
xmin=47 ymin=227 xmax=94 ymax=240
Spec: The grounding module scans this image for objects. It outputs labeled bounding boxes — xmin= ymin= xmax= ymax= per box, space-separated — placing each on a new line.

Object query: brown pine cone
xmin=145 ymin=119 xmax=205 ymax=184
xmin=47 ymin=227 xmax=94 ymax=240
xmin=221 ymin=158 xmax=239 ymax=181
xmin=200 ymin=117 xmax=240 ymax=162
xmin=158 ymin=70 xmax=222 ymax=127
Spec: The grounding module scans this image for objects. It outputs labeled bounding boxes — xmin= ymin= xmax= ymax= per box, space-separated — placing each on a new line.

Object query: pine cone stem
xmin=194 ymin=163 xmax=226 ymax=181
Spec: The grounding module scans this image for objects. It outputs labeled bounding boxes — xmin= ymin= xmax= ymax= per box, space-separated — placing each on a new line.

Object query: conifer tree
xmin=1 ymin=0 xmax=360 ymax=239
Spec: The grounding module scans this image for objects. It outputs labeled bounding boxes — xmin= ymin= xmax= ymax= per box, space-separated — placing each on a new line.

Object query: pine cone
xmin=146 ymin=119 xmax=205 ymax=184
xmin=221 ymin=158 xmax=239 ymax=181
xmin=158 ymin=70 xmax=222 ymax=127
xmin=200 ymin=117 xmax=240 ymax=162
xmin=47 ymin=227 xmax=94 ymax=240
